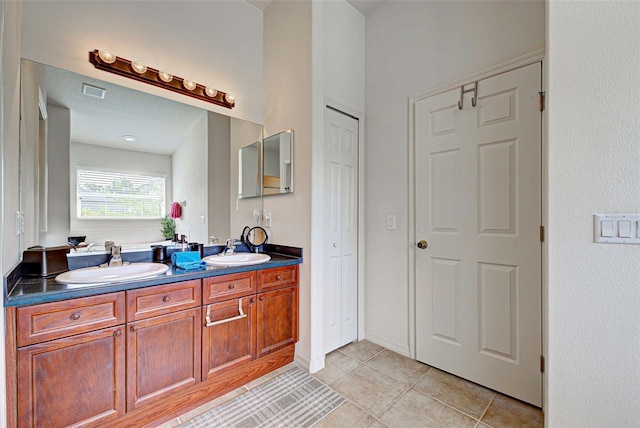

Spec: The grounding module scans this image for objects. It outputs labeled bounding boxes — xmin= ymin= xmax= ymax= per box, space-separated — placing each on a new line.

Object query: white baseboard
xmin=294 ymin=351 xmax=325 ymax=373
xmin=364 ymin=331 xmax=411 ymax=358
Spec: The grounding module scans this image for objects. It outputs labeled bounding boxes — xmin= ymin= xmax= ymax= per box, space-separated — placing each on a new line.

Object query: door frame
xmin=407 ymin=48 xmax=546 ymax=371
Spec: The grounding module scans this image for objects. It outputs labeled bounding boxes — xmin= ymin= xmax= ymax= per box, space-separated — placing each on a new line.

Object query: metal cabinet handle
xmin=417 ymin=240 xmax=428 ymax=249
xmin=259 ymin=296 xmax=265 ymax=301
xmin=70 ymin=312 xmax=81 ymax=321
xmin=130 ymin=325 xmax=138 ymax=333
xmin=113 ymin=330 xmax=122 ymax=338
xmin=276 ymin=275 xmax=282 ymax=281
xmin=162 ymin=296 xmax=171 ymax=302
xmin=228 ymin=283 xmax=235 ymax=289
xmin=205 ymin=298 xmax=246 ymax=327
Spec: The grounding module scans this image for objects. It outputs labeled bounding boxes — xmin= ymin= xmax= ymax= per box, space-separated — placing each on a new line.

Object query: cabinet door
xmin=202 ymin=297 xmax=256 ymax=380
xmin=126 ymin=307 xmax=201 ymax=411
xmin=257 ymin=286 xmax=299 ymax=358
xmin=17 ymin=325 xmax=125 ymax=428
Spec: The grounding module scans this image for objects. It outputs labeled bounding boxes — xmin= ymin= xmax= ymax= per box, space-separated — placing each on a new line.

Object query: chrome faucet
xmin=107 ymin=245 xmax=124 ymax=267
xmin=223 ymin=239 xmax=236 ymax=255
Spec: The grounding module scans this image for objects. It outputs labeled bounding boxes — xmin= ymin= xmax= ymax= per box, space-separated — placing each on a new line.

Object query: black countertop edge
xmin=5 ymin=254 xmax=302 ymax=308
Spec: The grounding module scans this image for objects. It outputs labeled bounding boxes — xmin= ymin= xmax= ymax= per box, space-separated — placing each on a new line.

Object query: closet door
xmin=324 ymin=107 xmax=359 ymax=354
xmin=415 ymin=63 xmax=542 ymax=406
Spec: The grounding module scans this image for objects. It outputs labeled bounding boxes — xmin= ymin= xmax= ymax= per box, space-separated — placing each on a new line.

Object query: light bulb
xmin=131 ymin=60 xmax=147 ymax=74
xmin=158 ymin=71 xmax=173 ymax=83
xmin=205 ymin=87 xmax=218 ymax=98
xmin=183 ymin=79 xmax=197 ymax=91
xmin=122 ymin=135 xmax=136 ymax=142
xmin=98 ymin=48 xmax=116 ymax=64
xmin=225 ymin=92 xmax=236 ymax=104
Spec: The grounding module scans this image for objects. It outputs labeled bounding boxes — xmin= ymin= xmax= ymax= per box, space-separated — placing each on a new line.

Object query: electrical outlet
xmin=264 ymin=210 xmax=272 ymax=228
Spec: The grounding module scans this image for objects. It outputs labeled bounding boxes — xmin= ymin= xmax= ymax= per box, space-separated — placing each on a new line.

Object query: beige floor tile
xmin=380 ymin=389 xmax=477 ymax=428
xmin=176 ymin=386 xmax=248 ymax=423
xmin=476 ymin=423 xmax=492 ymax=428
xmin=366 ymin=349 xmax=431 ymax=384
xmin=481 ymin=393 xmax=543 ymax=428
xmin=339 ymin=340 xmax=385 ymax=362
xmin=312 ymin=401 xmax=375 ymax=428
xmin=331 ymin=365 xmax=408 ymax=416
xmin=367 ymin=419 xmax=391 ymax=428
xmin=314 ymin=350 xmax=361 ymax=384
xmin=413 ymin=368 xmax=494 ymax=419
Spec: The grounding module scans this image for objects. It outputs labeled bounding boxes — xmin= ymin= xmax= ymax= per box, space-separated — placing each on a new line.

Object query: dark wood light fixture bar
xmin=89 ymin=49 xmax=235 ymax=109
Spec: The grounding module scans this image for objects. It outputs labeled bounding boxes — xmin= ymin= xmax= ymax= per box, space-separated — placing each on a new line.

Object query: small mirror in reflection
xmin=238 ymin=141 xmax=260 ymax=199
xmin=263 ymin=129 xmax=293 ymax=195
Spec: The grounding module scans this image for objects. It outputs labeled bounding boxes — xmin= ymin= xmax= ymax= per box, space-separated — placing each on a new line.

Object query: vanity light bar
xmin=88 ymin=49 xmax=235 ymax=109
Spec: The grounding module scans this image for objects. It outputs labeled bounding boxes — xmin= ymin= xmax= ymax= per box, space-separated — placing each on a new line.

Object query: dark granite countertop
xmin=5 ymin=244 xmax=302 ymax=307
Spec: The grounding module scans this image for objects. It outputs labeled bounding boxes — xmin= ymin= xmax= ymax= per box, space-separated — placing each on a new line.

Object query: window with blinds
xmin=76 ymin=169 xmax=166 ymax=219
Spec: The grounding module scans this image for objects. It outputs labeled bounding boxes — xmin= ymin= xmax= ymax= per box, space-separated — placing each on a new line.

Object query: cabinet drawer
xmin=17 ymin=292 xmax=125 ymax=347
xmin=126 ymin=280 xmax=201 ymax=321
xmin=203 ymin=272 xmax=256 ymax=304
xmin=257 ymin=265 xmax=298 ymax=292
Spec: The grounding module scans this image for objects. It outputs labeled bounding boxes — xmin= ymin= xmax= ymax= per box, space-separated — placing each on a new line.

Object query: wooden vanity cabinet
xmin=15 ymin=294 xmax=126 ymax=428
xmin=256 ymin=266 xmax=299 ymax=358
xmin=125 ymin=281 xmax=202 ymax=411
xmin=9 ymin=265 xmax=300 ymax=428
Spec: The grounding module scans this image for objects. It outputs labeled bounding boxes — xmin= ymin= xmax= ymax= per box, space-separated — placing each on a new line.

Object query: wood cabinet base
xmin=108 ymin=344 xmax=295 ymax=428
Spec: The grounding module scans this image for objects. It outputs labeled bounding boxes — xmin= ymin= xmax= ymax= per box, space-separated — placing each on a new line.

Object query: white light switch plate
xmin=386 ymin=215 xmax=397 ymax=230
xmin=594 ymin=214 xmax=640 ymax=244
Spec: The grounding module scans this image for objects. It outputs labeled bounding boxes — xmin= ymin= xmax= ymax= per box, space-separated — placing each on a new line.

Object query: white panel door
xmin=324 ymin=107 xmax=359 ymax=354
xmin=415 ymin=63 xmax=542 ymax=405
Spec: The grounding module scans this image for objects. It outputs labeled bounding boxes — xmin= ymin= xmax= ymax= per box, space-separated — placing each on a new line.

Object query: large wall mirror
xmin=19 ymin=59 xmax=263 ymax=253
xmin=263 ymin=130 xmax=293 ymax=196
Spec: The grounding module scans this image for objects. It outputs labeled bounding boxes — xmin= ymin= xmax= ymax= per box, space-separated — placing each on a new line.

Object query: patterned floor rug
xmin=179 ymin=366 xmax=345 ymax=428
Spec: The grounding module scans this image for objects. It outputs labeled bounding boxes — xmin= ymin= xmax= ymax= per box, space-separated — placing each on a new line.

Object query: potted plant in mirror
xmin=161 ymin=215 xmax=176 ymax=240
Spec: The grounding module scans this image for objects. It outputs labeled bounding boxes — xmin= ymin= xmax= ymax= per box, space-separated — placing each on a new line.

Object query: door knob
xmin=417 ymin=240 xmax=428 ymax=249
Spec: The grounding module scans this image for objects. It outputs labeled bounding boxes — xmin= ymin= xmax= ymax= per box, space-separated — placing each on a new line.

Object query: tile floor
xmin=312 ymin=340 xmax=544 ymax=428
xmin=159 ymin=340 xmax=543 ymax=428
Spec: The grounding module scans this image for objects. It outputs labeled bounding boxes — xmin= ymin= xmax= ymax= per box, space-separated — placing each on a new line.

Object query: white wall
xmin=172 ymin=113 xmax=208 ymax=244
xmin=546 ymin=1 xmax=640 ymax=426
xmin=1 ymin=0 xmax=21 ymax=274
xmin=263 ymin=0 xmax=364 ymax=370
xmin=21 ymin=1 xmax=263 ymax=124
xmin=263 ymin=0 xmax=313 ymax=367
xmin=69 ymin=142 xmax=173 ymax=245
xmin=364 ymin=0 xmax=544 ymax=355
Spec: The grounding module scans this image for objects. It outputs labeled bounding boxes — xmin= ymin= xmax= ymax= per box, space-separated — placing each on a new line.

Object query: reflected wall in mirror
xmin=19 ymin=59 xmax=263 ymax=253
xmin=238 ymin=141 xmax=260 ymax=199
xmin=263 ymin=130 xmax=293 ymax=196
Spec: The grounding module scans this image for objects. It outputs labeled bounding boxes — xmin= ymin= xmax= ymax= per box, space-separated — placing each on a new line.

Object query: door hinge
xmin=539 ymin=226 xmax=545 ymax=242
xmin=539 ymin=92 xmax=545 ymax=112
xmin=540 ymin=355 xmax=545 ymax=373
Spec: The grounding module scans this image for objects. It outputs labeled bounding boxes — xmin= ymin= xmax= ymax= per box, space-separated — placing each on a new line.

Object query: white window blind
xmin=76 ymin=169 xmax=165 ymax=219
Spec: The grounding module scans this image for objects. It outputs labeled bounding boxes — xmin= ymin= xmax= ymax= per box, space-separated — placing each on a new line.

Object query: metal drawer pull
xmin=205 ymin=298 xmax=246 ymax=327
xmin=70 ymin=312 xmax=81 ymax=321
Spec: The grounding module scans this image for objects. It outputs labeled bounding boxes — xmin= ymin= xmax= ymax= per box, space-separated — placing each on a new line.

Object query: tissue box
xmin=22 ymin=245 xmax=71 ymax=277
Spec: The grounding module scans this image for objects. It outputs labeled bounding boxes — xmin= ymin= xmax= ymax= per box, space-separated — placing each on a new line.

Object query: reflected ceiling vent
xmin=82 ymin=83 xmax=106 ymax=99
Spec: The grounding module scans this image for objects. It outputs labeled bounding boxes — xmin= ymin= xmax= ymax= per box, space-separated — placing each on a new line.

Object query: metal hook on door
xmin=457 ymin=81 xmax=478 ymax=110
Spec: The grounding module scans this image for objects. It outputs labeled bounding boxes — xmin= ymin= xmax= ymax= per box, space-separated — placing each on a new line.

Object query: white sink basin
xmin=203 ymin=253 xmax=271 ymax=267
xmin=55 ymin=263 xmax=169 ymax=284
